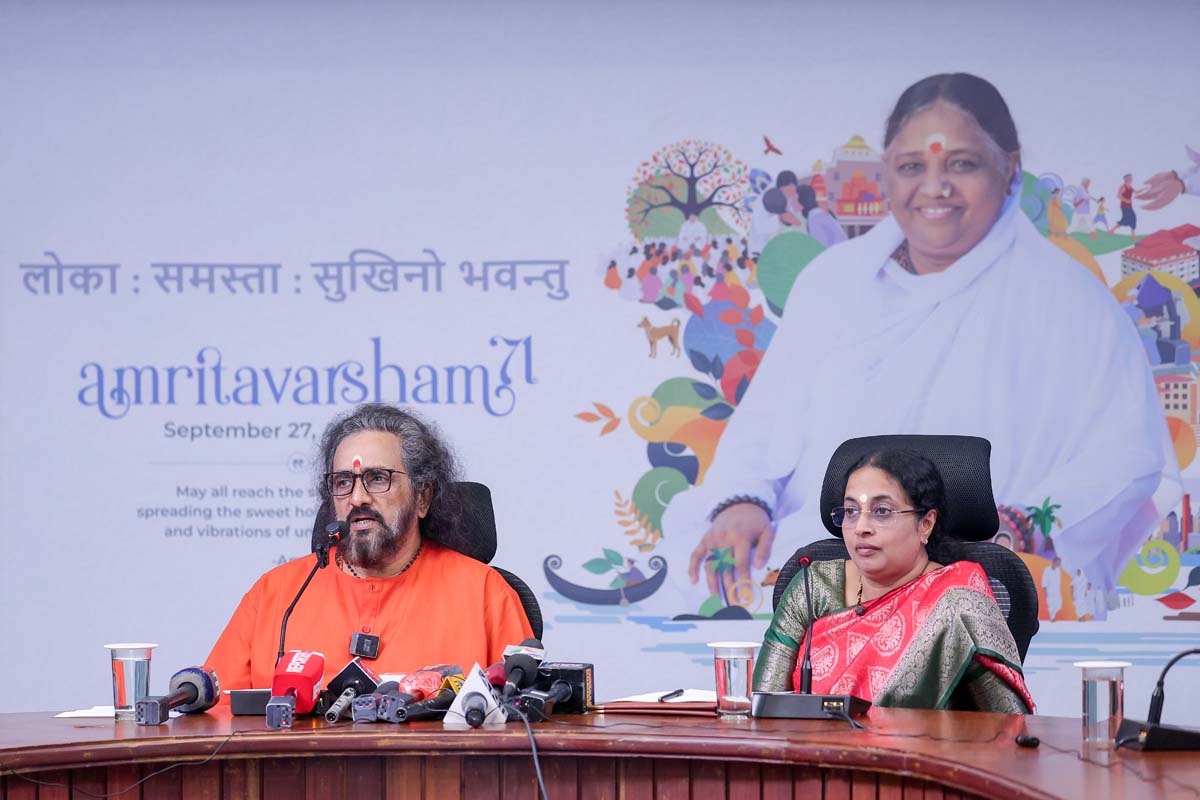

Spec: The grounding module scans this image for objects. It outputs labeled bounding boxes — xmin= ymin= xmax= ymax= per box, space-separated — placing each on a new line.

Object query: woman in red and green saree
xmin=753 ymin=448 xmax=1034 ymax=713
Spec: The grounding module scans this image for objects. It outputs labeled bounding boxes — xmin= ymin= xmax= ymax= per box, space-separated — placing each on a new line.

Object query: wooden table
xmin=1 ymin=709 xmax=1197 ymax=799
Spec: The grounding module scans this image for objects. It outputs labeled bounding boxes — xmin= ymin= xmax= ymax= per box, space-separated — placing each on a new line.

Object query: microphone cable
xmin=501 ymin=698 xmax=549 ymax=800
xmin=1144 ymin=647 xmax=1200 ymax=726
xmin=825 ymin=709 xmax=867 ymax=730
xmin=1025 ymin=733 xmax=1200 ymax=798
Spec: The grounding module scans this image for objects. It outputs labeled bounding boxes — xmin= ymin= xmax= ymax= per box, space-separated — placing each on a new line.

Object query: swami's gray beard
xmin=346 ymin=500 xmax=418 ymax=570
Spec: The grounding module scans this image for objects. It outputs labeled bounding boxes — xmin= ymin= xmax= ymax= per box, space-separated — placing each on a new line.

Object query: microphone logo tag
xmin=285 ymin=651 xmax=315 ymax=673
xmin=502 ymin=644 xmax=546 ymax=658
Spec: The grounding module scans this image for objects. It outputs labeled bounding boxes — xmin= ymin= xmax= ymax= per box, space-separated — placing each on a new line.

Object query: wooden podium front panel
xmin=3 ymin=710 xmax=1199 ymax=799
xmin=0 ymin=755 xmax=969 ymax=800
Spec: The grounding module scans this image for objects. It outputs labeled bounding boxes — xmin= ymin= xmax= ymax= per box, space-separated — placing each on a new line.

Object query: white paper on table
xmin=603 ymin=689 xmax=716 ymax=704
xmin=55 ymin=705 xmax=117 ymax=718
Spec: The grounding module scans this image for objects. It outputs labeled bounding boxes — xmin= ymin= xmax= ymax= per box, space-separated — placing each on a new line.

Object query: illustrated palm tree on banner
xmin=707 ymin=547 xmax=737 ymax=606
xmin=1025 ymin=497 xmax=1063 ymax=552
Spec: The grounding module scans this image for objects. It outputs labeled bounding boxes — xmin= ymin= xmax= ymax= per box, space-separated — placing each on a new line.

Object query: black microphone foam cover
xmin=503 ymin=638 xmax=546 ymax=697
xmin=462 ymin=692 xmax=488 ymax=728
xmin=325 ymin=520 xmax=349 ymax=542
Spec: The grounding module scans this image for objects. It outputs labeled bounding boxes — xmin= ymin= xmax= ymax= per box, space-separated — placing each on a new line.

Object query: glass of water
xmin=708 ymin=641 xmax=757 ymax=718
xmin=1074 ymin=660 xmax=1130 ymax=746
xmin=105 ymin=643 xmax=158 ymax=721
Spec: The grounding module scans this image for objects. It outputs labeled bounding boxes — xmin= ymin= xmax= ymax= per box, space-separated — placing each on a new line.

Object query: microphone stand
xmin=752 ymin=557 xmax=870 ymax=722
xmin=275 ymin=521 xmax=346 ymax=665
xmin=1115 ymin=648 xmax=1200 ymax=750
xmin=799 ymin=559 xmax=814 ymax=694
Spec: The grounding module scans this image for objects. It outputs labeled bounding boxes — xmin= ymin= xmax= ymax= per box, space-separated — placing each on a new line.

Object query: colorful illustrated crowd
xmin=603 ymin=235 xmax=760 ymax=309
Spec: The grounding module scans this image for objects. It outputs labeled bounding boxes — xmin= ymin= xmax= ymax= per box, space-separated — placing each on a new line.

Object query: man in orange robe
xmin=206 ymin=404 xmax=533 ymax=702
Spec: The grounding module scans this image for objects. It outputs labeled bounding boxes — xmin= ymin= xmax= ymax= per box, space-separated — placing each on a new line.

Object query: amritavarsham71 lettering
xmin=78 ymin=335 xmax=536 ymax=420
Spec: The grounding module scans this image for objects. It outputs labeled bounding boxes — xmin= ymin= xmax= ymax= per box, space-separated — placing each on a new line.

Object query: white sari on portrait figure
xmin=661 ymin=189 xmax=1180 ymax=608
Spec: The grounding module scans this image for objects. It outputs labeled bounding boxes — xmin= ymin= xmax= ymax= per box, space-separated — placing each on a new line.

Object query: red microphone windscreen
xmin=797 ymin=556 xmax=811 ymax=568
xmin=271 ymin=650 xmax=326 ymax=714
xmin=485 ymin=662 xmax=507 ymax=687
xmin=400 ymin=670 xmax=444 ymax=700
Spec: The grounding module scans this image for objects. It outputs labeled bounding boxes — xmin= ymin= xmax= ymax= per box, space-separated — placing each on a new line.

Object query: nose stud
xmin=940 ymin=185 xmax=952 ymax=199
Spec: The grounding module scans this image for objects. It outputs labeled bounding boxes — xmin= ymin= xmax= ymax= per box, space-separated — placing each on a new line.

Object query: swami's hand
xmin=1135 ymin=171 xmax=1186 ymax=210
xmin=687 ymin=503 xmax=775 ymax=597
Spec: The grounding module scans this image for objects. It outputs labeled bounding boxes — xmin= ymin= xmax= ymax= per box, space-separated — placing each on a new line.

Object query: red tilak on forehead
xmin=352 ymin=457 xmax=362 ymax=470
xmin=926 ymin=133 xmax=947 ymax=154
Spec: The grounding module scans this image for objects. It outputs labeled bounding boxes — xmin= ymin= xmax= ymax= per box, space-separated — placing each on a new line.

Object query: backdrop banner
xmin=2 ymin=0 xmax=1198 ymax=723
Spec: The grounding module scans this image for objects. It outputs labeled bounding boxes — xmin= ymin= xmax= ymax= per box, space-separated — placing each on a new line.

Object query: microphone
xmin=276 ymin=520 xmax=348 ymax=664
xmin=750 ymin=556 xmax=870 ymax=721
xmin=797 ymin=557 xmax=814 ymax=695
xmin=1115 ymin=648 xmax=1200 ymax=750
xmin=395 ymin=675 xmax=465 ymax=722
xmin=501 ymin=639 xmax=545 ymax=699
xmin=542 ymin=681 xmax=573 ymax=705
xmin=511 ymin=680 xmax=573 ymax=722
xmin=266 ymin=650 xmax=326 ymax=729
xmin=1148 ymin=685 xmax=1165 ymax=726
xmin=324 ymin=657 xmax=381 ymax=723
xmin=1148 ymin=648 xmax=1200 ymax=727
xmin=372 ymin=666 xmax=462 ymax=722
xmin=382 ymin=667 xmax=462 ymax=722
xmin=135 ymin=667 xmax=220 ymax=725
xmin=400 ymin=665 xmax=462 ymax=701
xmin=510 ymin=662 xmax=594 ymax=720
xmin=325 ymin=688 xmax=358 ymax=723
xmin=529 ymin=662 xmax=594 ymax=715
xmin=376 ymin=687 xmax=421 ymax=723
xmin=444 ymin=663 xmax=504 ymax=727
xmin=461 ymin=691 xmax=489 ymax=728
xmin=317 ymin=520 xmax=346 ymax=566
xmin=351 ymin=681 xmax=400 ymax=723
xmin=485 ymin=662 xmax=507 ymax=689
xmin=373 ymin=671 xmax=437 ymax=723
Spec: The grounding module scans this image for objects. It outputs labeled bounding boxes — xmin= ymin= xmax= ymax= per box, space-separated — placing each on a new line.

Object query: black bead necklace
xmin=337 ymin=541 xmax=423 ymax=579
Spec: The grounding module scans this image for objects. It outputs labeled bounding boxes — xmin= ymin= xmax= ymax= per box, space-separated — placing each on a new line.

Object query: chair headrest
xmin=818 ymin=434 xmax=999 ymax=542
xmin=440 ymin=481 xmax=498 ymax=563
xmin=310 ymin=480 xmax=498 ymax=564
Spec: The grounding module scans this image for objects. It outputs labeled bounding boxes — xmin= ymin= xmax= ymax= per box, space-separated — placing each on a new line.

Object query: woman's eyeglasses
xmin=831 ymin=506 xmax=925 ymax=528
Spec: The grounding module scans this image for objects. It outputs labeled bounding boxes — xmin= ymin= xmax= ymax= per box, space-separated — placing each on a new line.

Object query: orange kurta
xmin=205 ymin=541 xmax=533 ymax=703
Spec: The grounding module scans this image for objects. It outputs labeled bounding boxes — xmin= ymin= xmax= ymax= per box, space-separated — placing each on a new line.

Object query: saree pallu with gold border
xmin=754 ymin=560 xmax=1034 ymax=713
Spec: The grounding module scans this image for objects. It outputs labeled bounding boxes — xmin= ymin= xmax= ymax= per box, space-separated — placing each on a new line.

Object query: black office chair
xmin=310 ymin=481 xmax=543 ymax=639
xmin=770 ymin=434 xmax=1039 ymax=662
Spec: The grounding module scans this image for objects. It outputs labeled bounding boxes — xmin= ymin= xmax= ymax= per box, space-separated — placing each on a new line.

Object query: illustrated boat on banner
xmin=543 ymin=554 xmax=667 ymax=606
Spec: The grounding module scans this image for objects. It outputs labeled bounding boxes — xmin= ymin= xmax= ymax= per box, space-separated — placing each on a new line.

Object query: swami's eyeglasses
xmin=831 ymin=506 xmax=925 ymax=528
xmin=325 ymin=468 xmax=406 ymax=497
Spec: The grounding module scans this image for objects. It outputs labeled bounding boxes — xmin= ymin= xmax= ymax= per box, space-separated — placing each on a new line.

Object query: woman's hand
xmin=687 ymin=503 xmax=775 ymax=596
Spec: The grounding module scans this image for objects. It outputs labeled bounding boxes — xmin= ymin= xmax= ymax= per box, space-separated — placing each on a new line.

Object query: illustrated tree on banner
xmin=1024 ymin=497 xmax=1063 ymax=553
xmin=626 ymin=140 xmax=749 ymax=240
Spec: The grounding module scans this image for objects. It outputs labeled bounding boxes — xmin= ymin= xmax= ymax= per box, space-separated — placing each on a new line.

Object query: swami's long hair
xmin=316 ymin=403 xmax=464 ymax=545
